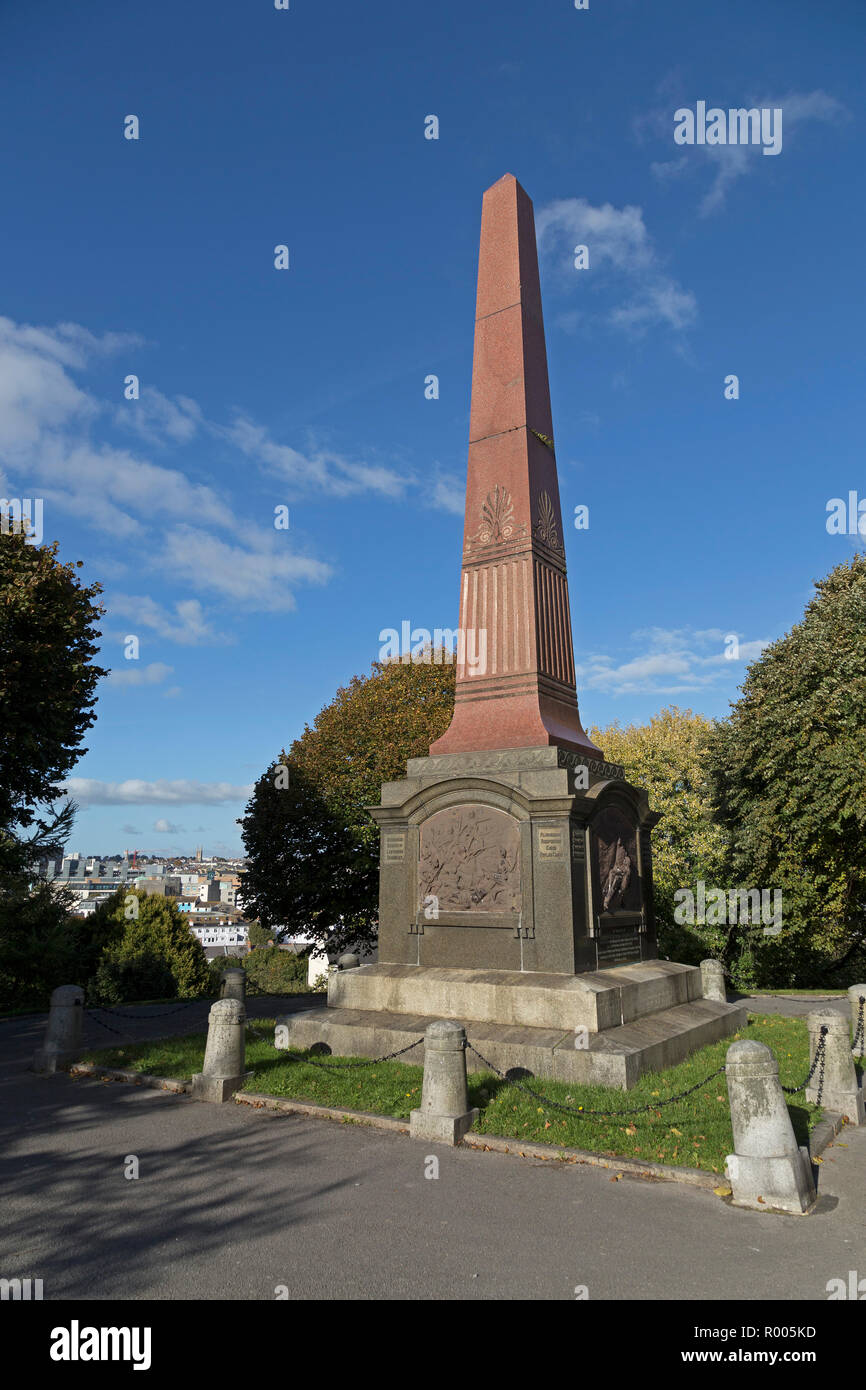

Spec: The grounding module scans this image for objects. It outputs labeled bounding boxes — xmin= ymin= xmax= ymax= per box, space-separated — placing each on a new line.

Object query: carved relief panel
xmin=590 ymin=805 xmax=642 ymax=917
xmin=418 ymin=805 xmax=521 ymax=914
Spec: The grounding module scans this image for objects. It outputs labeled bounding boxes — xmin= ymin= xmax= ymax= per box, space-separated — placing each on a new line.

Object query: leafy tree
xmin=0 ymin=530 xmax=109 ymax=1007
xmin=705 ymin=555 xmax=866 ymax=987
xmin=87 ymin=890 xmax=210 ymax=1005
xmin=239 ymin=761 xmax=379 ymax=950
xmin=240 ymin=655 xmax=455 ymax=947
xmin=289 ymin=653 xmax=455 ymax=822
xmin=0 ymin=531 xmax=107 ymax=842
xmin=589 ymin=708 xmax=729 ymax=963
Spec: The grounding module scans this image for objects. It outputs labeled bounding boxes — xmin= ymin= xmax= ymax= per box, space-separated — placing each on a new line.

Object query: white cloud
xmin=158 ymin=525 xmax=332 ymax=611
xmin=109 ymin=595 xmax=223 ymax=645
xmin=106 ymin=661 xmax=174 ymax=688
xmin=116 ymin=387 xmax=203 ymax=445
xmin=65 ymin=779 xmax=254 ymax=806
xmin=428 ymin=474 xmax=465 ymax=516
xmin=225 ymin=417 xmax=410 ymax=500
xmin=536 ymin=199 xmax=697 ymax=337
xmin=578 ymin=626 xmax=770 ymax=695
xmin=644 ymin=88 xmax=848 ymax=216
xmin=153 ymin=818 xmax=184 ymax=834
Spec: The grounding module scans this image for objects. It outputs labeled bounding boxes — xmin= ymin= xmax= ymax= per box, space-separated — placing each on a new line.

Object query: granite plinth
xmin=328 ymin=960 xmax=702 ymax=1032
xmin=276 ymin=965 xmax=747 ymax=1090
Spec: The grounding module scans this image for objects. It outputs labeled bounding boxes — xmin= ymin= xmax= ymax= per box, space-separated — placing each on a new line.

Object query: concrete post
xmin=409 ymin=1020 xmax=479 ymax=1146
xmin=700 ymin=959 xmax=727 ymax=1003
xmin=806 ymin=1008 xmax=864 ymax=1125
xmin=724 ymin=1039 xmax=816 ymax=1214
xmin=32 ymin=985 xmax=85 ymax=1074
xmin=220 ymin=968 xmax=246 ymax=1001
xmin=191 ymin=998 xmax=251 ymax=1103
xmin=847 ymin=985 xmax=866 ymax=1051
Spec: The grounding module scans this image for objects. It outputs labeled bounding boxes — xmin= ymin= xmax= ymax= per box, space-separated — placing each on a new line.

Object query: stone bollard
xmin=32 ymin=985 xmax=85 ymax=1074
xmin=409 ymin=1020 xmax=479 ymax=1146
xmin=191 ymin=999 xmax=251 ymax=1103
xmin=847 ymin=985 xmax=866 ymax=1051
xmin=724 ymin=1039 xmax=816 ymax=1214
xmin=220 ymin=968 xmax=246 ymax=1001
xmin=806 ymin=1008 xmax=864 ymax=1125
xmin=337 ymin=953 xmax=360 ymax=971
xmin=700 ymin=959 xmax=727 ymax=1003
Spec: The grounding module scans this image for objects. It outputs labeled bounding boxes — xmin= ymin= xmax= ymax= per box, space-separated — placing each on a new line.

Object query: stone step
xmin=327 ymin=960 xmax=703 ymax=1035
xmin=275 ymin=996 xmax=748 ymax=1091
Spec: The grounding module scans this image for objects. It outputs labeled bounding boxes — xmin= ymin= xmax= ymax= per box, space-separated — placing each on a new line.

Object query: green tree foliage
xmin=705 ymin=556 xmax=866 ymax=987
xmin=0 ymin=531 xmax=107 ymax=843
xmin=240 ymin=655 xmax=455 ymax=946
xmin=242 ymin=946 xmax=312 ymax=995
xmin=87 ymin=890 xmax=211 ymax=1005
xmin=239 ymin=761 xmax=379 ymax=950
xmin=590 ymin=709 xmax=729 ymax=963
xmin=0 ymin=530 xmax=109 ymax=1007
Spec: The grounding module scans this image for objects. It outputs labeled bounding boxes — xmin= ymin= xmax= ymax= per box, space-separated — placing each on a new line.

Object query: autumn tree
xmin=240 ymin=655 xmax=455 ymax=947
xmin=589 ymin=708 xmax=729 ymax=963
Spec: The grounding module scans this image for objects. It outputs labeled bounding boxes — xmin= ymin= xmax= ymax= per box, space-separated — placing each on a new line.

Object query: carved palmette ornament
xmin=534 ymin=490 xmax=563 ymax=554
xmin=479 ymin=485 xmax=514 ymax=544
xmin=465 ymin=485 xmax=528 ymax=553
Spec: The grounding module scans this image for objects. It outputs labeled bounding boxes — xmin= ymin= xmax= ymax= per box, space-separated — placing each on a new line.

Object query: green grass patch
xmin=749 ymin=989 xmax=848 ymax=997
xmin=78 ymin=1013 xmax=835 ymax=1173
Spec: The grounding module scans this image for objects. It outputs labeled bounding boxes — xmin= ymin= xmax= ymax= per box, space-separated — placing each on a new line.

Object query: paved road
xmin=2 ymin=998 xmax=864 ymax=1301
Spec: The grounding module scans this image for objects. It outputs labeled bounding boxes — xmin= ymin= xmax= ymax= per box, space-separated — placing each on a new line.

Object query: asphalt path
xmin=1 ymin=995 xmax=864 ymax=1301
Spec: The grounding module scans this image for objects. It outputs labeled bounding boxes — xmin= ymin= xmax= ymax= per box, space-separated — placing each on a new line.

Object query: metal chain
xmin=780 ymin=1025 xmax=827 ymax=1099
xmin=87 ymin=999 xmax=203 ymax=1020
xmin=85 ymin=1010 xmax=139 ymax=1039
xmin=852 ymin=996 xmax=865 ymax=1060
xmin=244 ymin=1022 xmax=424 ymax=1071
xmin=463 ymin=1039 xmax=727 ymax=1119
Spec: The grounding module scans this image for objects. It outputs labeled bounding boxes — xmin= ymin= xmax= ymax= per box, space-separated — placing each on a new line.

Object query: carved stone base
xmin=275 ymin=987 xmax=747 ymax=1092
xmin=371 ymin=745 xmax=660 ymax=975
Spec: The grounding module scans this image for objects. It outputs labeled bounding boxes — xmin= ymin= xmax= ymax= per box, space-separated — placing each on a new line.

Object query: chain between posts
xmin=83 ymin=993 xmax=860 ymax=1104
xmin=89 ymin=1000 xmax=203 ymax=1020
xmin=780 ymin=1024 xmax=827 ymax=1103
xmin=462 ymin=1039 xmax=727 ymax=1119
xmin=852 ymin=996 xmax=865 ymax=1060
xmin=244 ymin=1021 xmax=424 ymax=1071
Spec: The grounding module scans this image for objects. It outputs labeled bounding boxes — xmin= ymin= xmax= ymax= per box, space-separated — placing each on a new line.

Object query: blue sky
xmin=1 ymin=0 xmax=863 ymax=856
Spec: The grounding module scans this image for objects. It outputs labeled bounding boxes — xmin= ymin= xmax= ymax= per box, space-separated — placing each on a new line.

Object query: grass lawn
xmin=76 ymin=1012 xmax=848 ymax=1174
xmin=748 ymin=989 xmax=848 ymax=997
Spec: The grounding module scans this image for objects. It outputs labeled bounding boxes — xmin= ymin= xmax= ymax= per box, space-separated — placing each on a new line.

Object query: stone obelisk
xmin=431 ymin=173 xmax=600 ymax=757
xmin=276 ymin=177 xmax=748 ymax=1090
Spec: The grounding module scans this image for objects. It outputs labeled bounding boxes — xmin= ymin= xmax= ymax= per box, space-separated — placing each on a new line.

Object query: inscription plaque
xmin=383 ymin=833 xmax=405 ymax=864
xmin=597 ymin=923 xmax=641 ymax=967
xmin=537 ymin=827 xmax=564 ymax=860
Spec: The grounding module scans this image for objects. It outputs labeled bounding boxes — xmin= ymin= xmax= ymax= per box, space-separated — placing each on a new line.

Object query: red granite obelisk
xmin=431 ymin=174 xmax=602 ymax=757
